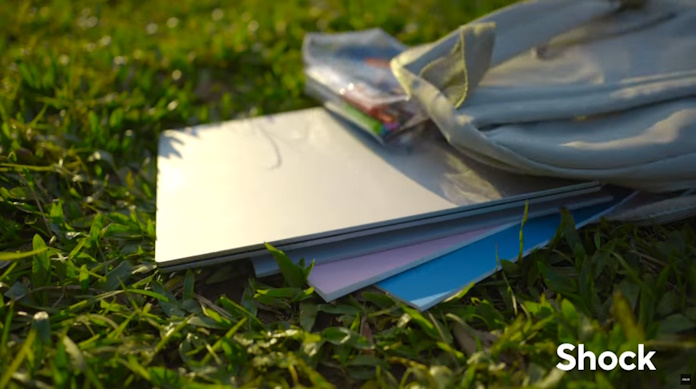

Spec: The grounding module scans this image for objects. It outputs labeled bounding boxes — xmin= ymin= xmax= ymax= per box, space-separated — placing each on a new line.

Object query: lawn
xmin=1 ymin=0 xmax=695 ymax=388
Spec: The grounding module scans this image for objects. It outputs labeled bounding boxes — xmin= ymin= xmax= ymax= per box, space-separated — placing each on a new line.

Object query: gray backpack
xmin=389 ymin=0 xmax=696 ymax=222
xmin=391 ymin=0 xmax=696 ymax=223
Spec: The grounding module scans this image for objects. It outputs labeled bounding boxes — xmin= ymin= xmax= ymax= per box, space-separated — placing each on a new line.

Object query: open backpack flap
xmin=386 ymin=0 xmax=696 ymax=223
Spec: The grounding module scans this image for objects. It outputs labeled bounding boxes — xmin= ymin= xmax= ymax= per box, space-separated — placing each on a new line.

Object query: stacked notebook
xmin=155 ymin=107 xmax=629 ymax=310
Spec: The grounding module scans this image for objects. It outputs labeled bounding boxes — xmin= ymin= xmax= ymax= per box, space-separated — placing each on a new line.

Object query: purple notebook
xmin=307 ymin=223 xmax=511 ymax=302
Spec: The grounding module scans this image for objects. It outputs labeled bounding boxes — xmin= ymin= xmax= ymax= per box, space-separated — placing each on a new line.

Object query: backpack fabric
xmin=390 ymin=0 xmax=696 ymax=192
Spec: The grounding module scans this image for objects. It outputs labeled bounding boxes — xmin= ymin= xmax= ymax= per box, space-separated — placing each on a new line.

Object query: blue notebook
xmin=376 ymin=201 xmax=619 ymax=311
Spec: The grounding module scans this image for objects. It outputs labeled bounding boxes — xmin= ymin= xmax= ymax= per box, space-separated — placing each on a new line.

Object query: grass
xmin=1 ymin=0 xmax=695 ymax=388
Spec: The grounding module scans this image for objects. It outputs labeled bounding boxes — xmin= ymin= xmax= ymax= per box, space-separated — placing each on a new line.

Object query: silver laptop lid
xmin=155 ymin=108 xmax=593 ymax=266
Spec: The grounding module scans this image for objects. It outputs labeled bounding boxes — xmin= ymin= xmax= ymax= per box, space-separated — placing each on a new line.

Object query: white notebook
xmin=155 ymin=108 xmax=596 ymax=268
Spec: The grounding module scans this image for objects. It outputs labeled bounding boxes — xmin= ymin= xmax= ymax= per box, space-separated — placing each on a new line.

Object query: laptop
xmin=155 ymin=108 xmax=598 ymax=269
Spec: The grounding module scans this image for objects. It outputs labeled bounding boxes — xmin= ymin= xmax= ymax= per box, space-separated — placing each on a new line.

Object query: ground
xmin=0 ymin=0 xmax=695 ymax=388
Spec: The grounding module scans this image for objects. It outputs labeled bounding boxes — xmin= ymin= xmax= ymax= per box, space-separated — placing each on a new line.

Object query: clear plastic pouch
xmin=303 ymin=29 xmax=428 ymax=145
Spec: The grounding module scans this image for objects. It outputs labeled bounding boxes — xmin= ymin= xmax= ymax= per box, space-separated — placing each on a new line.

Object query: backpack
xmin=391 ymin=0 xmax=696 ymax=193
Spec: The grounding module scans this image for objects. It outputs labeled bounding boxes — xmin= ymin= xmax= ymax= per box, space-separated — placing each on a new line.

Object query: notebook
xmin=376 ymin=197 xmax=628 ymax=311
xmin=156 ymin=108 xmax=597 ymax=269
xmin=307 ymin=225 xmax=506 ymax=302
xmin=305 ymin=191 xmax=617 ymax=301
